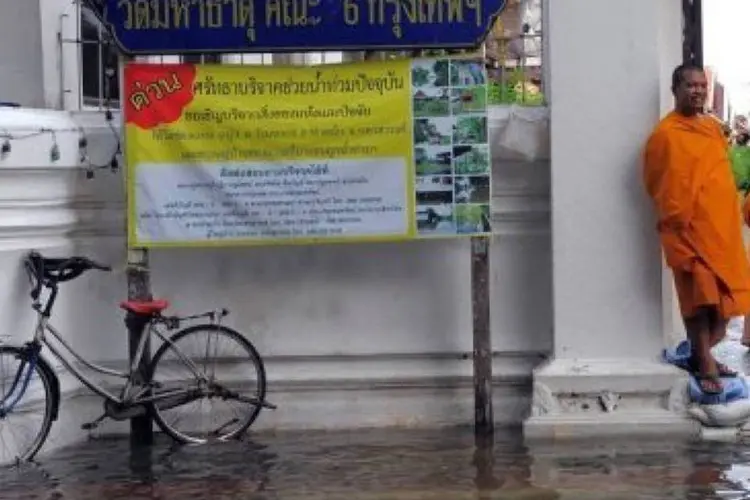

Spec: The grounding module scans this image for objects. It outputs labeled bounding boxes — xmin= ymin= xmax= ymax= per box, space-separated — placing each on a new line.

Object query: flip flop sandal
xmin=694 ymin=374 xmax=723 ymax=395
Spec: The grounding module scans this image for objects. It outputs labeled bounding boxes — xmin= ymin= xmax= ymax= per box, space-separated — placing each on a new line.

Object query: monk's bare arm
xmin=643 ymin=130 xmax=692 ymax=231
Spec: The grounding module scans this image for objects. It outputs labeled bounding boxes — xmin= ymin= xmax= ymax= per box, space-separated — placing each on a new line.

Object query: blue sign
xmin=104 ymin=0 xmax=506 ymax=55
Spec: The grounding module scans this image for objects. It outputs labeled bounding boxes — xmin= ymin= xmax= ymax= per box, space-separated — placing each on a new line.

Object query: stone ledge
xmin=86 ymin=351 xmax=546 ymax=386
xmin=524 ymin=357 xmax=691 ymax=440
xmin=47 ymin=351 xmax=542 ymax=435
xmin=525 ymin=411 xmax=699 ymax=440
xmin=531 ymin=357 xmax=685 ymax=394
xmin=57 ymin=375 xmax=532 ymax=436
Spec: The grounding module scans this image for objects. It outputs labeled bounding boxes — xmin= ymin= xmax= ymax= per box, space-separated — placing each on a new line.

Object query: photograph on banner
xmin=124 ymin=57 xmax=490 ymax=247
xmin=411 ymin=57 xmax=491 ymax=237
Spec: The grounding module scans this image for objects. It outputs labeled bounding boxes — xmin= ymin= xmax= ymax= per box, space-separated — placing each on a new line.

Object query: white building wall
xmin=0 ymin=0 xmax=81 ymax=109
xmin=0 ymin=0 xmax=696 ymax=450
xmin=0 ymin=0 xmax=45 ymax=106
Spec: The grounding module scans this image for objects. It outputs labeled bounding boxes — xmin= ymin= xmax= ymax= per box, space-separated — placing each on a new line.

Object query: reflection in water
xmin=1 ymin=429 xmax=750 ymax=498
xmin=473 ymin=433 xmax=499 ymax=498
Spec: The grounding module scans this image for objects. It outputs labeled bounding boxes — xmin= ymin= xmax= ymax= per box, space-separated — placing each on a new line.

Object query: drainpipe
xmin=682 ymin=0 xmax=703 ymax=66
xmin=57 ymin=24 xmax=66 ymax=110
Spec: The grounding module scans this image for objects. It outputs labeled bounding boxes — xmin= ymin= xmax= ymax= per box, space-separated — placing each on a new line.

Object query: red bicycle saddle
xmin=119 ymin=299 xmax=170 ymax=315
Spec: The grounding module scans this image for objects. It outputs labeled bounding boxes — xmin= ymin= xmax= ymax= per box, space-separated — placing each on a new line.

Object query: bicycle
xmin=0 ymin=251 xmax=275 ymax=466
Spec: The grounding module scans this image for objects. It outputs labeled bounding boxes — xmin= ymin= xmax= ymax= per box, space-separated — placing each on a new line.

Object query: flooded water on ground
xmin=2 ymin=323 xmax=750 ymax=499
xmin=2 ymin=428 xmax=750 ymax=499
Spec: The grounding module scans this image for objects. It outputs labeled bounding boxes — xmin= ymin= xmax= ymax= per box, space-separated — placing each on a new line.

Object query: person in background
xmin=733 ymin=133 xmax=750 ymax=348
xmin=730 ymin=132 xmax=750 ymax=192
xmin=643 ymin=64 xmax=750 ymax=394
xmin=725 ymin=122 xmax=734 ymax=144
xmin=743 ymin=195 xmax=750 ymax=348
xmin=734 ymin=114 xmax=749 ymax=139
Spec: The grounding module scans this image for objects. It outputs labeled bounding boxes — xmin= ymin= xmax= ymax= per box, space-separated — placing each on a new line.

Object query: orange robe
xmin=644 ymin=111 xmax=750 ymax=319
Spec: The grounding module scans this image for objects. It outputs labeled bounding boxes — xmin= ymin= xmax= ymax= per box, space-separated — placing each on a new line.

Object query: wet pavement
xmin=3 ymin=428 xmax=750 ymax=499
xmin=2 ymin=323 xmax=750 ymax=499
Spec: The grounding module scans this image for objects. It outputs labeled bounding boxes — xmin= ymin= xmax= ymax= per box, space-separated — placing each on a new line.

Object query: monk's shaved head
xmin=671 ymin=64 xmax=707 ymax=116
xmin=672 ymin=63 xmax=704 ymax=93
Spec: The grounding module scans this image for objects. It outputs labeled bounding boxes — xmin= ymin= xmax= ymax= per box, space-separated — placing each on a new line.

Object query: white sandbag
xmin=491 ymin=105 xmax=550 ymax=162
xmin=687 ymin=398 xmax=750 ymax=427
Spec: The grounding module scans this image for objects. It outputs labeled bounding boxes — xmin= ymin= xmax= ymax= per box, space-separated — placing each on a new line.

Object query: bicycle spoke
xmin=150 ymin=325 xmax=266 ymax=444
xmin=0 ymin=355 xmax=6 ymax=404
xmin=0 ymin=347 xmax=53 ymax=466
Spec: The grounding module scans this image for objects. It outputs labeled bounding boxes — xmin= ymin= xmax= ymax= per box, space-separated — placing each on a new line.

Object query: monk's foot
xmin=694 ymin=374 xmax=723 ymax=395
xmin=688 ymin=354 xmax=736 ymax=377
xmin=714 ymin=361 xmax=738 ymax=377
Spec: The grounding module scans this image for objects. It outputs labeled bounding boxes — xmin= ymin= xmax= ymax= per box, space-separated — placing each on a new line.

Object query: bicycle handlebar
xmin=24 ymin=251 xmax=111 ymax=300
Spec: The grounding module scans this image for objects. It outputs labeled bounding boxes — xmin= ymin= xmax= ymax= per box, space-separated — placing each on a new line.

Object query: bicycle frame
xmin=31 ymin=311 xmax=210 ymax=407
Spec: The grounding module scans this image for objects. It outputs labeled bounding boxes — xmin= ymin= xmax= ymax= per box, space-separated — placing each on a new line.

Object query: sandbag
xmin=664 ymin=340 xmax=750 ymax=427
xmin=687 ymin=397 xmax=750 ymax=427
xmin=492 ymin=105 xmax=549 ymax=162
xmin=684 ymin=376 xmax=750 ymax=427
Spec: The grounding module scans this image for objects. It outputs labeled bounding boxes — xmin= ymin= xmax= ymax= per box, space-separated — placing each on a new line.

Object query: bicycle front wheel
xmin=0 ymin=345 xmax=55 ymax=466
xmin=149 ymin=324 xmax=267 ymax=444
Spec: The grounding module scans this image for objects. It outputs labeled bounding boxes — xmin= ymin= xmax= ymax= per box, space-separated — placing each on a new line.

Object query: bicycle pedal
xmin=81 ymin=414 xmax=106 ymax=431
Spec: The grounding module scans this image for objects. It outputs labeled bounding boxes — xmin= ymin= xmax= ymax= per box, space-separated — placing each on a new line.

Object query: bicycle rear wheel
xmin=0 ymin=345 xmax=55 ymax=466
xmin=148 ymin=324 xmax=267 ymax=444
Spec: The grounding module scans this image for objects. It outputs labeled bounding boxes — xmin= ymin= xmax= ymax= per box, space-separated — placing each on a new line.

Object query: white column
xmin=524 ymin=0 xmax=695 ymax=439
xmin=0 ymin=0 xmax=44 ymax=107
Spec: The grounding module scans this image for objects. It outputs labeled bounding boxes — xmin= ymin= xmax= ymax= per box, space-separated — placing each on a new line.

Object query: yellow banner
xmin=124 ymin=58 xmax=491 ymax=247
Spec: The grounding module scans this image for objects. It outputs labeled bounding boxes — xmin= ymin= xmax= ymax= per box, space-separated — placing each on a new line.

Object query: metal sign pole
xmin=472 ymin=41 xmax=494 ymax=437
xmin=119 ymin=54 xmax=154 ymax=446
xmin=126 ymin=247 xmax=153 ymax=445
xmin=471 ymin=235 xmax=493 ymax=436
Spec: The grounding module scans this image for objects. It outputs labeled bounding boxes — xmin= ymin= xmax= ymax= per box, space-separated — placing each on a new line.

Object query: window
xmin=182 ymin=54 xmax=223 ymax=64
xmin=223 ymin=53 xmax=275 ymax=65
xmin=79 ymin=4 xmax=119 ymax=108
xmin=375 ymin=0 xmax=544 ymax=105
xmin=485 ymin=0 xmax=544 ymax=105
xmin=304 ymin=52 xmax=345 ymax=65
xmin=222 ymin=52 xmax=344 ymax=65
xmin=136 ymin=55 xmax=181 ymax=64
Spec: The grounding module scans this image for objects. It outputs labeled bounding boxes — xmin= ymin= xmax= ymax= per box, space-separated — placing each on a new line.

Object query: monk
xmin=643 ymin=64 xmax=750 ymax=394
